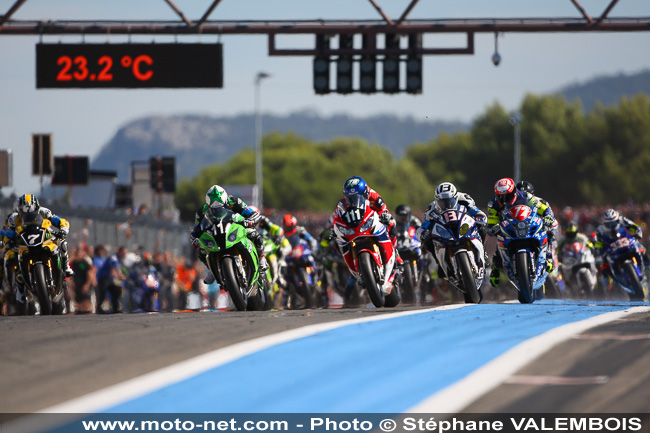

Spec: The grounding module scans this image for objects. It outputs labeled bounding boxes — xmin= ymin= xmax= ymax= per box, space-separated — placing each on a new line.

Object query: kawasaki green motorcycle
xmin=197 ymin=207 xmax=267 ymax=311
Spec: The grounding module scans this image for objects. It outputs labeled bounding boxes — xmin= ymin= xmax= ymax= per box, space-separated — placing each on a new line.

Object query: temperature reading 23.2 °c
xmin=55 ymin=54 xmax=153 ymax=82
xmin=36 ymin=43 xmax=223 ymax=89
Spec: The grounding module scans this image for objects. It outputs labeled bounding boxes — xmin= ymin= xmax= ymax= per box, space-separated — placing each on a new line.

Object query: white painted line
xmin=406 ymin=305 xmax=650 ymax=413
xmin=41 ymin=304 xmax=470 ymax=413
xmin=505 ymin=375 xmax=609 ymax=386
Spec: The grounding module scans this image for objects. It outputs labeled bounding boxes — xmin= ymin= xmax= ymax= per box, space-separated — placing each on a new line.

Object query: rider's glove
xmin=59 ymin=227 xmax=69 ymax=239
xmin=419 ymin=229 xmax=431 ymax=242
xmin=190 ymin=236 xmax=200 ymax=248
xmin=543 ymin=215 xmax=555 ymax=228
xmin=474 ymin=213 xmax=487 ymax=226
xmin=379 ymin=211 xmax=392 ymax=225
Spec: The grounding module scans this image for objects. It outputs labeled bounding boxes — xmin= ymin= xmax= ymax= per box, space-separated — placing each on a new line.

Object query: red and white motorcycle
xmin=332 ymin=195 xmax=401 ymax=308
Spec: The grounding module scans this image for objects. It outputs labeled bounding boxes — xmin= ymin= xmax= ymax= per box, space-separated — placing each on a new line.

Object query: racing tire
xmin=457 ymin=251 xmax=480 ymax=304
xmin=246 ymin=283 xmax=267 ymax=311
xmin=383 ymin=283 xmax=401 ymax=308
xmin=577 ymin=269 xmax=593 ymax=297
xmin=33 ymin=263 xmax=52 ymax=315
xmin=544 ymin=274 xmax=561 ymax=299
xmin=222 ymin=257 xmax=247 ymax=311
xmin=359 ymin=252 xmax=385 ymax=308
xmin=298 ymin=268 xmax=313 ymax=309
xmin=623 ymin=261 xmax=645 ymax=301
xmin=515 ymin=252 xmax=534 ymax=304
xmin=400 ymin=262 xmax=416 ymax=304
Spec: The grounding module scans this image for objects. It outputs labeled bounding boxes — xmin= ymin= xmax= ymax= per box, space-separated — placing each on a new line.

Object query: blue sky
xmin=1 ymin=0 xmax=649 ymax=195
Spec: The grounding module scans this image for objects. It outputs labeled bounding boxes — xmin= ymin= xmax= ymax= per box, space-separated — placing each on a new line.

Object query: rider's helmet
xmin=283 ymin=214 xmax=298 ymax=236
xmin=434 ymin=182 xmax=459 ymax=211
xmin=565 ymin=221 xmax=578 ymax=240
xmin=603 ymin=209 xmax=620 ymax=231
xmin=516 ymin=180 xmax=535 ymax=194
xmin=495 ymin=178 xmax=517 ymax=207
xmin=395 ymin=204 xmax=412 ymax=224
xmin=342 ymin=176 xmax=369 ymax=205
xmin=205 ymin=185 xmax=228 ymax=208
xmin=16 ymin=194 xmax=40 ymax=219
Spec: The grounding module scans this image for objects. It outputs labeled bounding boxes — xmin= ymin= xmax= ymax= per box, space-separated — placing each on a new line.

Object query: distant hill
xmin=557 ymin=69 xmax=650 ymax=111
xmin=91 ymin=112 xmax=468 ymax=182
xmin=92 ymin=69 xmax=650 ymax=183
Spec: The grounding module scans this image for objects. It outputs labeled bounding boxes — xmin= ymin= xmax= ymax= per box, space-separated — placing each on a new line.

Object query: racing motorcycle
xmin=196 ymin=207 xmax=267 ymax=311
xmin=395 ymin=221 xmax=422 ymax=304
xmin=427 ymin=204 xmax=485 ymax=303
xmin=14 ymin=213 xmax=67 ymax=315
xmin=332 ymin=195 xmax=400 ymax=308
xmin=494 ymin=204 xmax=549 ymax=304
xmin=559 ymin=239 xmax=597 ymax=297
xmin=600 ymin=226 xmax=646 ymax=301
xmin=284 ymin=234 xmax=318 ymax=309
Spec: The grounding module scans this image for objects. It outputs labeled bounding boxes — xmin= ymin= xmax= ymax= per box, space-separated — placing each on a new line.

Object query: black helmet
xmin=516 ymin=181 xmax=535 ymax=194
xmin=565 ymin=221 xmax=578 ymax=240
xmin=395 ymin=204 xmax=411 ymax=224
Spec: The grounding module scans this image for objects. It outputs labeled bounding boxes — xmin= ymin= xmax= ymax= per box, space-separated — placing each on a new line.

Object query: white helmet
xmin=205 ymin=185 xmax=227 ymax=208
xmin=603 ymin=209 xmax=620 ymax=230
xmin=434 ymin=182 xmax=458 ymax=211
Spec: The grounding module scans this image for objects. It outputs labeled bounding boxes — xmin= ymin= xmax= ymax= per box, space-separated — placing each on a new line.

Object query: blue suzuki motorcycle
xmin=600 ymin=226 xmax=646 ymax=301
xmin=284 ymin=233 xmax=317 ymax=308
xmin=495 ymin=204 xmax=549 ymax=304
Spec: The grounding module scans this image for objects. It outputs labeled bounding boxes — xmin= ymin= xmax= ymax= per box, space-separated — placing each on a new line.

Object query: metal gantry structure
xmin=1 ymin=0 xmax=649 ymax=58
xmin=2 ymin=0 xmax=649 ymax=94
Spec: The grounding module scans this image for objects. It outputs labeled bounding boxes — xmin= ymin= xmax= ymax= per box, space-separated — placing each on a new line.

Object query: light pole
xmin=255 ymin=71 xmax=270 ymax=211
xmin=509 ymin=112 xmax=523 ymax=184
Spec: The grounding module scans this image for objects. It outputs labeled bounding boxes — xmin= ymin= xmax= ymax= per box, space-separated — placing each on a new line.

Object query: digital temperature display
xmin=36 ymin=43 xmax=223 ymax=89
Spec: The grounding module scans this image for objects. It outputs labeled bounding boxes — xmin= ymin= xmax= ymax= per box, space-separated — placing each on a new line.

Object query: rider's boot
xmin=203 ymin=273 xmax=216 ymax=285
xmin=61 ymin=253 xmax=74 ymax=277
xmin=490 ymin=252 xmax=502 ymax=288
xmin=546 ymin=257 xmax=554 ymax=273
xmin=259 ymin=253 xmax=269 ymax=272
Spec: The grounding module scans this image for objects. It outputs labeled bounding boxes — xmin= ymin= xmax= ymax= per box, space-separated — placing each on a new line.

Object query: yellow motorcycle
xmin=15 ymin=213 xmax=67 ymax=315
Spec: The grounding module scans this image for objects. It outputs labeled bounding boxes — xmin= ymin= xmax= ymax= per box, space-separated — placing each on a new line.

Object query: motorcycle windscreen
xmin=342 ymin=195 xmax=367 ymax=227
xmin=21 ymin=212 xmax=44 ymax=226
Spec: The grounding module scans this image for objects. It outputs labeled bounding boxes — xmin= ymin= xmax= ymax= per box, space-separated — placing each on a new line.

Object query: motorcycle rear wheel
xmin=359 ymin=252 xmax=384 ymax=308
xmin=298 ymin=268 xmax=313 ymax=309
xmin=623 ymin=261 xmax=645 ymax=301
xmin=515 ymin=252 xmax=534 ymax=304
xmin=457 ymin=251 xmax=480 ymax=303
xmin=222 ymin=257 xmax=247 ymax=311
xmin=400 ymin=262 xmax=416 ymax=304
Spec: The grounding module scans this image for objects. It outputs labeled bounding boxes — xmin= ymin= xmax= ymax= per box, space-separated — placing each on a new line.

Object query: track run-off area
xmin=1 ymin=300 xmax=649 ymax=414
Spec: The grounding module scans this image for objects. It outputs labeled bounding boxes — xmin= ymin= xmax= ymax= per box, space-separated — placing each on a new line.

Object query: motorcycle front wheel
xmin=457 ymin=251 xmax=480 ymax=303
xmin=623 ymin=261 xmax=645 ymax=301
xmin=32 ymin=263 xmax=52 ymax=315
xmin=359 ymin=252 xmax=384 ymax=308
xmin=222 ymin=257 xmax=247 ymax=311
xmin=515 ymin=252 xmax=534 ymax=304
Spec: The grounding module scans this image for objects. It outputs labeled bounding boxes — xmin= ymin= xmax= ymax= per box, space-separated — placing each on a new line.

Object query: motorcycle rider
xmin=395 ymin=204 xmax=422 ymax=230
xmin=594 ymin=209 xmax=649 ymax=274
xmin=487 ymin=178 xmax=558 ymax=287
xmin=189 ymin=185 xmax=268 ymax=284
xmin=416 ymin=182 xmax=488 ymax=276
xmin=250 ymin=206 xmax=291 ymax=288
xmin=282 ymin=214 xmax=318 ymax=253
xmin=2 ymin=194 xmax=74 ymax=278
xmin=556 ymin=221 xmax=594 ymax=263
xmin=334 ymin=176 xmax=400 ymax=253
